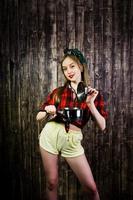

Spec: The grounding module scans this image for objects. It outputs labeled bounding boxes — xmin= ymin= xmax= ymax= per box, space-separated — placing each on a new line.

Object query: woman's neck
xmin=70 ymin=81 xmax=79 ymax=93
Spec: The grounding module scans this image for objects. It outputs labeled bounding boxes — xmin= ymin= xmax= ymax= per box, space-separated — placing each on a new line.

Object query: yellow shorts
xmin=39 ymin=121 xmax=84 ymax=158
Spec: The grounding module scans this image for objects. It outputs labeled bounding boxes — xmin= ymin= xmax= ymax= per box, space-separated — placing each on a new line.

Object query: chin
xmin=71 ymin=80 xmax=77 ymax=83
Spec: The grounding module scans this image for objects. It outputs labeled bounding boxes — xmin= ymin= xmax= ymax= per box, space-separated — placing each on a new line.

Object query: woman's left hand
xmin=86 ymin=87 xmax=98 ymax=104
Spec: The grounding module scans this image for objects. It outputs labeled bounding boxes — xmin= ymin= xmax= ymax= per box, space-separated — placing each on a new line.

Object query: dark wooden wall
xmin=0 ymin=0 xmax=133 ymax=199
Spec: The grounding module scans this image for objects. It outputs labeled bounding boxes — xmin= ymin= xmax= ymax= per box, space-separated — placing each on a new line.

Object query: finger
xmin=88 ymin=89 xmax=95 ymax=95
xmin=89 ymin=90 xmax=95 ymax=95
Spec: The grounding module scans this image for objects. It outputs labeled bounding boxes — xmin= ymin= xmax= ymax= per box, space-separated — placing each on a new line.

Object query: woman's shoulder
xmin=49 ymin=82 xmax=69 ymax=97
xmin=50 ymin=85 xmax=66 ymax=98
xmin=52 ymin=85 xmax=65 ymax=93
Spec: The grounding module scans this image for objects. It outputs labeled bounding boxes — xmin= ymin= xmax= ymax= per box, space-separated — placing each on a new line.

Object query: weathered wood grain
xmin=0 ymin=0 xmax=132 ymax=199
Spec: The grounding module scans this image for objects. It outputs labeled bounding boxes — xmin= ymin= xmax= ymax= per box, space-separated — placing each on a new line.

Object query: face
xmin=62 ymin=57 xmax=82 ymax=84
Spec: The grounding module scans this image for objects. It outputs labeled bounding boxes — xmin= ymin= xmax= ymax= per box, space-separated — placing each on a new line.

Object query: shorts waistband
xmin=47 ymin=121 xmax=81 ymax=134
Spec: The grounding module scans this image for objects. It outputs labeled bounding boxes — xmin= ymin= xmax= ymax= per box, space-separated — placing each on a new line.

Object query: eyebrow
xmin=62 ymin=62 xmax=74 ymax=68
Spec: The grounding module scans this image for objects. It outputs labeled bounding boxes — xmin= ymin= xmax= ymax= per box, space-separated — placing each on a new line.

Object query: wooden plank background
xmin=0 ymin=0 xmax=133 ymax=199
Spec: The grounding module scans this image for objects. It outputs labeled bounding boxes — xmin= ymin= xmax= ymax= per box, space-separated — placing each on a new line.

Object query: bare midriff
xmin=69 ymin=123 xmax=81 ymax=131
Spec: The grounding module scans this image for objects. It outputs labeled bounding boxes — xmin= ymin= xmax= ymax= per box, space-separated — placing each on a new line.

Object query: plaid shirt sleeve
xmin=91 ymin=92 xmax=108 ymax=120
xmin=39 ymin=88 xmax=58 ymax=111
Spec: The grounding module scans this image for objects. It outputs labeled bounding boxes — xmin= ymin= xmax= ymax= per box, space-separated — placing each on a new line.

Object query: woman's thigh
xmin=40 ymin=147 xmax=59 ymax=180
xmin=65 ymin=154 xmax=96 ymax=189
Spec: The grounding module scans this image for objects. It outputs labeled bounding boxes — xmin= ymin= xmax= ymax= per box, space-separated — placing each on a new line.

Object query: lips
xmin=68 ymin=74 xmax=74 ymax=79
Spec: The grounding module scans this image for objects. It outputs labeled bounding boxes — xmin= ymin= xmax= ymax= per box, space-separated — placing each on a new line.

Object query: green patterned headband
xmin=64 ymin=48 xmax=87 ymax=64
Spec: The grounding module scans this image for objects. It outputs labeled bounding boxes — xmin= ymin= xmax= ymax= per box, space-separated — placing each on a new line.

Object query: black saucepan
xmin=57 ymin=107 xmax=83 ymax=122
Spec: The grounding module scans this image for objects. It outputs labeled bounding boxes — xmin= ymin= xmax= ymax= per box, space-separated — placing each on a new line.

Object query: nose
xmin=67 ymin=67 xmax=72 ymax=74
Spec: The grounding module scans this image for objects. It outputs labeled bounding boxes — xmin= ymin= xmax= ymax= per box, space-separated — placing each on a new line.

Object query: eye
xmin=71 ymin=65 xmax=75 ymax=68
xmin=62 ymin=67 xmax=67 ymax=71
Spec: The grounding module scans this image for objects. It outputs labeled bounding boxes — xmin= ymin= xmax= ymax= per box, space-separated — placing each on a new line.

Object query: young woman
xmin=36 ymin=48 xmax=107 ymax=200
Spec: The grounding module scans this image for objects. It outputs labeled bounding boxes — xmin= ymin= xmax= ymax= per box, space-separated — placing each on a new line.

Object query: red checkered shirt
xmin=39 ymin=83 xmax=108 ymax=129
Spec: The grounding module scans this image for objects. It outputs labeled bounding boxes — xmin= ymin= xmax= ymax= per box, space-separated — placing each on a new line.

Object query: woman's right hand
xmin=36 ymin=105 xmax=56 ymax=121
xmin=45 ymin=105 xmax=56 ymax=115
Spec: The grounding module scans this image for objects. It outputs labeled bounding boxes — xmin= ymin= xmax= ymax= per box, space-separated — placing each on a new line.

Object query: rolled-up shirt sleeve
xmin=91 ymin=92 xmax=108 ymax=120
xmin=39 ymin=88 xmax=58 ymax=111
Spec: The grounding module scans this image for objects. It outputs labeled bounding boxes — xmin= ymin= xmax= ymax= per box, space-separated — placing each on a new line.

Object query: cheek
xmin=63 ymin=71 xmax=68 ymax=79
xmin=76 ymin=69 xmax=82 ymax=76
xmin=63 ymin=71 xmax=67 ymax=76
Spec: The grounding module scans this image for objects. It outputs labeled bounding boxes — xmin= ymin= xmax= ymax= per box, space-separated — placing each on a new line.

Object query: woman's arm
xmin=87 ymin=101 xmax=106 ymax=131
xmin=36 ymin=105 xmax=56 ymax=121
xmin=86 ymin=87 xmax=106 ymax=131
xmin=36 ymin=111 xmax=47 ymax=121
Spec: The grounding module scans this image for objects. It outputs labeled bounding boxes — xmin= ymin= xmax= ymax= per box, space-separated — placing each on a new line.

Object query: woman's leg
xmin=65 ymin=154 xmax=100 ymax=200
xmin=40 ymin=147 xmax=58 ymax=200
